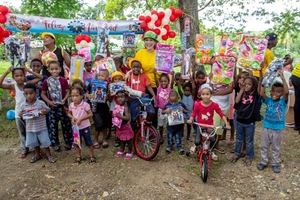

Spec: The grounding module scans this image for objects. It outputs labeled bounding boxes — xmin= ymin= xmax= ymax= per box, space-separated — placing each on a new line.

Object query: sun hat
xmin=143 ymin=31 xmax=158 ymax=42
xmin=41 ymin=32 xmax=56 ymax=40
xmin=111 ymin=71 xmax=125 ymax=80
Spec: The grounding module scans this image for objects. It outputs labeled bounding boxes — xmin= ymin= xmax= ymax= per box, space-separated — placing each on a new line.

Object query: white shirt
xmin=14 ymin=82 xmax=26 ymax=118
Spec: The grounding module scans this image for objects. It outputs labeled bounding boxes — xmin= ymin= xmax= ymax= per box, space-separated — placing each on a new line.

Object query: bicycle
xmin=130 ymin=96 xmax=160 ymax=161
xmin=193 ymin=122 xmax=228 ymax=183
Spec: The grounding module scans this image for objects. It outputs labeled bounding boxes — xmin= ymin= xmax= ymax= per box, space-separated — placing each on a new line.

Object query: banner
xmin=5 ymin=14 xmax=143 ymax=35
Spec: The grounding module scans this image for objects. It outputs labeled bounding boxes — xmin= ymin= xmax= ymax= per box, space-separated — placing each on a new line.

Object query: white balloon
xmin=148 ymin=22 xmax=155 ymax=29
xmin=165 ymin=9 xmax=172 ymax=18
xmin=161 ymin=28 xmax=167 ymax=35
xmin=161 ymin=18 xmax=170 ymax=26
xmin=145 ymin=10 xmax=151 ymax=16
xmin=151 ymin=14 xmax=158 ymax=23
xmin=157 ymin=8 xmax=164 ymax=12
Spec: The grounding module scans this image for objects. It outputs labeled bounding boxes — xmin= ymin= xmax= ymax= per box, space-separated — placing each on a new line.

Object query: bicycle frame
xmin=137 ymin=97 xmax=153 ymax=143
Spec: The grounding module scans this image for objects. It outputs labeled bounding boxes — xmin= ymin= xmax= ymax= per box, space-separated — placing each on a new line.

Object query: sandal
xmin=47 ymin=156 xmax=57 ymax=163
xmin=125 ymin=153 xmax=133 ymax=160
xmin=93 ymin=143 xmax=100 ymax=149
xmin=215 ymin=146 xmax=225 ymax=154
xmin=90 ymin=157 xmax=96 ymax=163
xmin=20 ymin=150 xmax=28 ymax=159
xmin=30 ymin=155 xmax=42 ymax=163
xmin=230 ymin=154 xmax=239 ymax=163
xmin=74 ymin=157 xmax=81 ymax=164
xmin=115 ymin=151 xmax=124 ymax=158
xmin=102 ymin=141 xmax=109 ymax=148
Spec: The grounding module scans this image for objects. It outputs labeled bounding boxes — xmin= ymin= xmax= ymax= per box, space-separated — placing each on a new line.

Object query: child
xmin=156 ymin=73 xmax=172 ymax=143
xmin=172 ymin=72 xmax=183 ymax=99
xmin=193 ymin=70 xmax=207 ymax=100
xmin=87 ymin=69 xmax=110 ymax=148
xmin=182 ymin=83 xmax=194 ymax=141
xmin=68 ymin=86 xmax=95 ymax=163
xmin=0 ymin=67 xmax=41 ymax=158
xmin=41 ymin=60 xmax=73 ymax=152
xmin=257 ymin=71 xmax=288 ymax=173
xmin=113 ymin=90 xmax=135 ymax=159
xmin=19 ymin=83 xmax=56 ymax=163
xmin=26 ymin=59 xmax=45 ymax=99
xmin=188 ymin=84 xmax=231 ymax=160
xmin=83 ymin=61 xmax=95 ymax=87
xmin=163 ymin=91 xmax=187 ymax=154
xmin=231 ymin=76 xmax=260 ymax=166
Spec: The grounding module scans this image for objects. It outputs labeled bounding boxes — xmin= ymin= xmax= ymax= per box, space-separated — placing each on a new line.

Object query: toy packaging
xmin=90 ymin=80 xmax=107 ymax=103
xmin=155 ymin=43 xmax=175 ymax=73
xmin=195 ymin=34 xmax=214 ymax=64
xmin=167 ymin=104 xmax=184 ymax=126
xmin=123 ymin=32 xmax=135 ymax=48
xmin=69 ymin=55 xmax=84 ymax=84
xmin=262 ymin=59 xmax=284 ymax=88
xmin=109 ymin=81 xmax=125 ymax=96
xmin=93 ymin=57 xmax=116 ymax=75
xmin=72 ymin=125 xmax=81 ymax=149
xmin=211 ymin=55 xmax=236 ymax=86
xmin=112 ymin=105 xmax=125 ymax=128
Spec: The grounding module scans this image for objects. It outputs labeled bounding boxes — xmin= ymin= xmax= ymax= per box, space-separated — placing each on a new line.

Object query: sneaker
xmin=211 ymin=152 xmax=218 ymax=161
xmin=179 ymin=148 xmax=185 ymax=155
xmin=257 ymin=163 xmax=267 ymax=171
xmin=272 ymin=165 xmax=281 ymax=173
xmin=166 ymin=147 xmax=171 ymax=154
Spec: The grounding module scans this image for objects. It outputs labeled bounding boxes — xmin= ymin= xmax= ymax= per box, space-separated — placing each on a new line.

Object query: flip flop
xmin=30 ymin=155 xmax=42 ymax=163
xmin=102 ymin=142 xmax=109 ymax=148
xmin=115 ymin=151 xmax=124 ymax=158
xmin=93 ymin=143 xmax=100 ymax=149
xmin=125 ymin=153 xmax=133 ymax=160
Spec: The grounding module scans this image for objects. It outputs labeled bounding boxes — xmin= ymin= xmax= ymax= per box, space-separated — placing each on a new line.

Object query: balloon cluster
xmin=0 ymin=5 xmax=12 ymax=43
xmin=138 ymin=7 xmax=183 ymax=41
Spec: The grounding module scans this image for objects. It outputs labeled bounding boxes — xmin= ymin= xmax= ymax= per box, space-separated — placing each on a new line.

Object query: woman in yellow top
xmin=134 ymin=31 xmax=158 ymax=89
xmin=291 ymin=61 xmax=300 ymax=133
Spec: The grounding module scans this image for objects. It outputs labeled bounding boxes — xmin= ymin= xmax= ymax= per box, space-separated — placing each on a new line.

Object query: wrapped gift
xmin=211 ymin=55 xmax=236 ymax=86
xmin=155 ymin=43 xmax=175 ymax=73
xmin=90 ymin=80 xmax=107 ymax=103
xmin=237 ymin=35 xmax=268 ymax=70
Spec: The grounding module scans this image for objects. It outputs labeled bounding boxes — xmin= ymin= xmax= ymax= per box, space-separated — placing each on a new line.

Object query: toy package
xmin=72 ymin=125 xmax=81 ymax=149
xmin=195 ymin=34 xmax=214 ymax=64
xmin=155 ymin=43 xmax=175 ymax=73
xmin=262 ymin=59 xmax=284 ymax=88
xmin=167 ymin=104 xmax=185 ymax=126
xmin=237 ymin=35 xmax=268 ymax=70
xmin=90 ymin=80 xmax=107 ymax=103
xmin=112 ymin=105 xmax=125 ymax=128
xmin=123 ymin=32 xmax=135 ymax=48
xmin=22 ymin=106 xmax=41 ymax=120
xmin=69 ymin=55 xmax=84 ymax=83
xmin=182 ymin=48 xmax=195 ymax=79
xmin=93 ymin=57 xmax=116 ymax=75
xmin=109 ymin=81 xmax=125 ymax=96
xmin=211 ymin=55 xmax=236 ymax=86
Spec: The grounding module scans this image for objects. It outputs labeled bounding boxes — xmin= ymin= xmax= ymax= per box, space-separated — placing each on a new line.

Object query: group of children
xmin=0 ymin=53 xmax=289 ymax=173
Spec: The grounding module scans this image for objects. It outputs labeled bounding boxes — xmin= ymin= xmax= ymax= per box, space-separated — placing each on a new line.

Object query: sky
xmin=1 ymin=0 xmax=299 ymax=32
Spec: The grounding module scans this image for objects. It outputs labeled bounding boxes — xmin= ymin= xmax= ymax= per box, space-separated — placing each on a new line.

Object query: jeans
xmin=291 ymin=75 xmax=300 ymax=129
xmin=167 ymin=125 xmax=183 ymax=149
xmin=235 ymin=121 xmax=255 ymax=159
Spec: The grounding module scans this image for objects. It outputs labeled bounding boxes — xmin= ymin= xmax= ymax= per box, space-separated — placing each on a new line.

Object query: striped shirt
xmin=20 ymin=99 xmax=50 ymax=132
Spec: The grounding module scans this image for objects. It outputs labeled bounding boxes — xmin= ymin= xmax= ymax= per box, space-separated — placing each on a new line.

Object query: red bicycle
xmin=133 ymin=97 xmax=160 ymax=161
xmin=193 ymin=122 xmax=226 ymax=183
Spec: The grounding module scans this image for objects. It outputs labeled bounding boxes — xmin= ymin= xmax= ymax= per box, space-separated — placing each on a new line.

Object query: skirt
xmin=116 ymin=123 xmax=134 ymax=141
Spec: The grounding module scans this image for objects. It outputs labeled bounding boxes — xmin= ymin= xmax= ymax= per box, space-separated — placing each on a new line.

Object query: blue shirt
xmin=263 ymin=97 xmax=287 ymax=130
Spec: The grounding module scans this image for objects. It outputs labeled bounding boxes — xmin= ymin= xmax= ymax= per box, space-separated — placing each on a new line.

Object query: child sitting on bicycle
xmin=163 ymin=91 xmax=187 ymax=154
xmin=112 ymin=90 xmax=134 ymax=160
xmin=188 ymin=84 xmax=230 ymax=160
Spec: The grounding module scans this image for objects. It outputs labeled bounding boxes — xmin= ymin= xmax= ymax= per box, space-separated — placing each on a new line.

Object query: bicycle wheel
xmin=134 ymin=125 xmax=160 ymax=161
xmin=200 ymin=154 xmax=209 ymax=183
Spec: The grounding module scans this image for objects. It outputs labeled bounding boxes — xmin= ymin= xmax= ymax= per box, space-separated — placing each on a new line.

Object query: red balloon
xmin=0 ymin=36 xmax=4 ymax=44
xmin=170 ymin=7 xmax=176 ymax=15
xmin=162 ymin=35 xmax=168 ymax=40
xmin=145 ymin=16 xmax=151 ymax=23
xmin=163 ymin=25 xmax=170 ymax=31
xmin=151 ymin=10 xmax=157 ymax=15
xmin=168 ymin=31 xmax=176 ymax=38
xmin=0 ymin=14 xmax=6 ymax=24
xmin=140 ymin=21 xmax=147 ymax=29
xmin=169 ymin=15 xmax=176 ymax=22
xmin=138 ymin=15 xmax=145 ymax=21
xmin=154 ymin=20 xmax=161 ymax=27
xmin=3 ymin=30 xmax=10 ymax=38
xmin=157 ymin=12 xmax=165 ymax=19
xmin=174 ymin=9 xmax=183 ymax=17
xmin=153 ymin=28 xmax=161 ymax=35
xmin=0 ymin=5 xmax=9 ymax=15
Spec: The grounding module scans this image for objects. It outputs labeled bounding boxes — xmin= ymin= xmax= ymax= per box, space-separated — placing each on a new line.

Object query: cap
xmin=111 ymin=71 xmax=125 ymax=80
xmin=199 ymin=83 xmax=212 ymax=92
xmin=41 ymin=32 xmax=56 ymax=40
xmin=129 ymin=58 xmax=141 ymax=68
xmin=265 ymin=33 xmax=277 ymax=42
xmin=143 ymin=31 xmax=158 ymax=42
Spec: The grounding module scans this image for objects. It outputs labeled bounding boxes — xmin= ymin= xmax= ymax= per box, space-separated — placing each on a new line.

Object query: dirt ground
xmin=0 ymin=113 xmax=299 ymax=200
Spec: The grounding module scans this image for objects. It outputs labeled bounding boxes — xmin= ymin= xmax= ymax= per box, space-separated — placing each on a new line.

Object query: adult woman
xmin=291 ymin=61 xmax=300 ymax=134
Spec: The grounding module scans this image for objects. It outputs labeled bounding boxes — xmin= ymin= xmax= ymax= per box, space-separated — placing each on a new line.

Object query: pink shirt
xmin=69 ymin=101 xmax=91 ymax=130
xmin=191 ymin=101 xmax=224 ymax=125
xmin=155 ymin=86 xmax=172 ymax=109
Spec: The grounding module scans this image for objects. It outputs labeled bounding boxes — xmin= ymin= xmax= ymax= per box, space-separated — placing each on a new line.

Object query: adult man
xmin=38 ymin=32 xmax=71 ymax=77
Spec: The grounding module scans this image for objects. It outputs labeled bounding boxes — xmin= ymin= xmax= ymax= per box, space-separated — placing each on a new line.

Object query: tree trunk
xmin=178 ymin=0 xmax=199 ymax=49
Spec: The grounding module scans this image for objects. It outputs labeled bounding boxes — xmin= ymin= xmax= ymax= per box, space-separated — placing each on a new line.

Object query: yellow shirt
xmin=253 ymin=49 xmax=275 ymax=77
xmin=135 ymin=48 xmax=156 ymax=87
xmin=292 ymin=62 xmax=300 ymax=78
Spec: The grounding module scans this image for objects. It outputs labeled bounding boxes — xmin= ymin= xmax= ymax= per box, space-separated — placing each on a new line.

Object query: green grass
xmin=0 ymin=60 xmax=10 ymax=75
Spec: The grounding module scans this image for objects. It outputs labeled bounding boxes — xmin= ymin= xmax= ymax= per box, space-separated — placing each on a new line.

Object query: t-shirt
xmin=235 ymin=91 xmax=261 ymax=124
xmin=173 ymin=84 xmax=183 ymax=100
xmin=20 ymin=99 xmax=50 ymax=132
xmin=69 ymin=101 xmax=91 ymax=130
xmin=26 ymin=74 xmax=47 ymax=99
xmin=292 ymin=62 xmax=300 ymax=78
xmin=191 ymin=101 xmax=224 ymax=125
xmin=253 ymin=49 xmax=275 ymax=77
xmin=83 ymin=70 xmax=96 ymax=87
xmin=182 ymin=94 xmax=194 ymax=119
xmin=134 ymin=48 xmax=156 ymax=87
xmin=155 ymin=86 xmax=172 ymax=109
xmin=14 ymin=82 xmax=26 ymax=119
xmin=211 ymin=94 xmax=230 ymax=112
xmin=263 ymin=97 xmax=287 ymax=130
xmin=126 ymin=73 xmax=150 ymax=93
xmin=42 ymin=76 xmax=69 ymax=103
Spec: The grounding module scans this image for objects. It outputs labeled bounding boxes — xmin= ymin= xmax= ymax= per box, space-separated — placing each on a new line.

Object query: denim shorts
xmin=26 ymin=129 xmax=51 ymax=148
xmin=79 ymin=127 xmax=93 ymax=146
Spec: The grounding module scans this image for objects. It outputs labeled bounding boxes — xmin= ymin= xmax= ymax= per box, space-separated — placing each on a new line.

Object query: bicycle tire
xmin=134 ymin=125 xmax=160 ymax=161
xmin=200 ymin=154 xmax=209 ymax=183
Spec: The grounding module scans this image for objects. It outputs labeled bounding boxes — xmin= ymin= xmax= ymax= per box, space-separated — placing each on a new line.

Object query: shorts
xmin=79 ymin=127 xmax=93 ymax=146
xmin=26 ymin=129 xmax=51 ymax=148
xmin=158 ymin=108 xmax=167 ymax=127
xmin=213 ymin=109 xmax=228 ymax=135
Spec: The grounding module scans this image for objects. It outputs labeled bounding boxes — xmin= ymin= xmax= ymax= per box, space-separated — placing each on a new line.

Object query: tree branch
xmin=198 ymin=0 xmax=213 ymax=12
